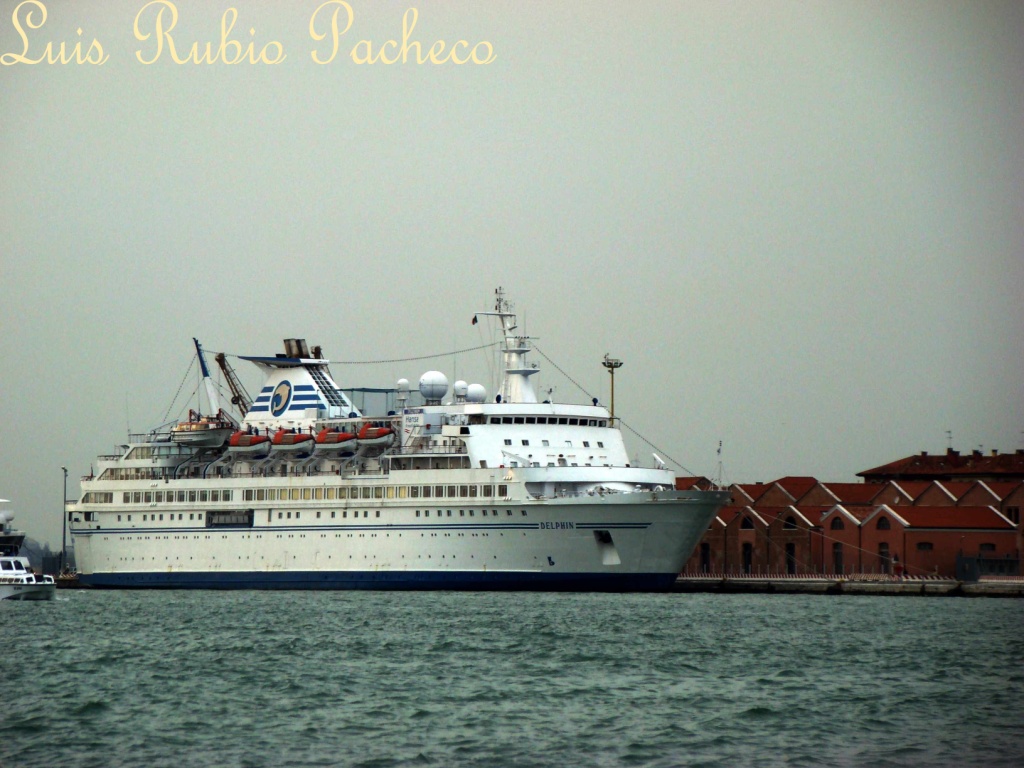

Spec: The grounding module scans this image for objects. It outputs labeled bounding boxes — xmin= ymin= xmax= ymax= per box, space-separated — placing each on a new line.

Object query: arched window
xmin=741 ymin=517 xmax=754 ymax=530
xmin=876 ymin=517 xmax=891 ymax=530
xmin=830 ymin=517 xmax=845 ymax=530
xmin=784 ymin=516 xmax=797 ymax=530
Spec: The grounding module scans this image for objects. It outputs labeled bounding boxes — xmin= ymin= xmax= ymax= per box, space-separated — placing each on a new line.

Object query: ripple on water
xmin=4 ymin=592 xmax=1023 ymax=767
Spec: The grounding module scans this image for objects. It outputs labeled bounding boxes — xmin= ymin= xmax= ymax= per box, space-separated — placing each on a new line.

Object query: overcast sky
xmin=2 ymin=1 xmax=1022 ymax=548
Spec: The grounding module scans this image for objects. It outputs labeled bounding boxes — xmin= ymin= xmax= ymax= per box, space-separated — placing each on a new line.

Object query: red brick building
xmin=860 ymin=505 xmax=1017 ymax=578
xmin=858 ymin=448 xmax=1024 ymax=483
xmin=682 ymin=474 xmax=1023 ymax=579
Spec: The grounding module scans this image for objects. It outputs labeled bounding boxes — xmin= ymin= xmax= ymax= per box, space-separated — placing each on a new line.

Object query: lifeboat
xmin=315 ymin=428 xmax=357 ymax=456
xmin=227 ymin=431 xmax=271 ymax=457
xmin=357 ymin=423 xmax=394 ymax=450
xmin=271 ymin=429 xmax=315 ymax=456
xmin=170 ymin=409 xmax=234 ymax=448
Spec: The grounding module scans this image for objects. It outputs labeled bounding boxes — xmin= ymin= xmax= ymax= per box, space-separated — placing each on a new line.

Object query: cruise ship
xmin=68 ymin=291 xmax=727 ymax=590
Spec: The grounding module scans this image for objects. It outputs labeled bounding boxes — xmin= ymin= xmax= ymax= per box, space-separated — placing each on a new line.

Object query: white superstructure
xmin=68 ymin=291 xmax=727 ymax=590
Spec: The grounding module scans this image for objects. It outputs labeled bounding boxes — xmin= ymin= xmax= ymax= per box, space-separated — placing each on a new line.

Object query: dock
xmin=674 ymin=574 xmax=1024 ymax=597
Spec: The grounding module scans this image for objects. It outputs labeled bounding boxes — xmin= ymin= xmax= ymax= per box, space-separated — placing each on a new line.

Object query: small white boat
xmin=0 ymin=556 xmax=56 ymax=601
xmin=171 ymin=410 xmax=235 ymax=447
xmin=1 ymin=500 xmax=57 ymax=601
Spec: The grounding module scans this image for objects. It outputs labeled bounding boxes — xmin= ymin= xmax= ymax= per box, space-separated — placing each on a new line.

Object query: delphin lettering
xmin=539 ymin=522 xmax=574 ymax=530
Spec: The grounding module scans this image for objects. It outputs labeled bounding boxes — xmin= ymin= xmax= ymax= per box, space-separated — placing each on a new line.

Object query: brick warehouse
xmin=680 ymin=450 xmax=1024 ymax=579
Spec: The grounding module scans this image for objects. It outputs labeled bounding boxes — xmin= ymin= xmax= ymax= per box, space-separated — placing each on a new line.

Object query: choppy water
xmin=3 ymin=591 xmax=1022 ymax=767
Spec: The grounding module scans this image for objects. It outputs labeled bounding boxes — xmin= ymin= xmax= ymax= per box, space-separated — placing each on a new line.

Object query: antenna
xmin=715 ymin=440 xmax=723 ymax=489
xmin=945 ymin=429 xmax=953 ymax=449
xmin=602 ymin=354 xmax=623 ymax=419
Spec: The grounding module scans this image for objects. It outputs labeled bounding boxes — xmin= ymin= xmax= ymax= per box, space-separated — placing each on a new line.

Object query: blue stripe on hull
xmin=78 ymin=570 xmax=678 ymax=592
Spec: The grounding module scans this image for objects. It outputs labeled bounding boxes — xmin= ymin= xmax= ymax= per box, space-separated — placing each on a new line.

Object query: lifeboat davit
xmin=357 ymin=424 xmax=394 ymax=450
xmin=227 ymin=431 xmax=271 ymax=457
xmin=271 ymin=429 xmax=315 ymax=455
xmin=315 ymin=428 xmax=357 ymax=456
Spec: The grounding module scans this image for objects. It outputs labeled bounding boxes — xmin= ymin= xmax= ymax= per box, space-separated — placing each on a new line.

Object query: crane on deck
xmin=215 ymin=352 xmax=253 ymax=420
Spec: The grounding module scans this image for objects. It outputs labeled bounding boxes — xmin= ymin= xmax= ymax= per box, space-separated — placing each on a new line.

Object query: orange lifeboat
xmin=271 ymin=429 xmax=315 ymax=454
xmin=315 ymin=428 xmax=357 ymax=456
xmin=227 ymin=430 xmax=271 ymax=456
xmin=357 ymin=423 xmax=394 ymax=449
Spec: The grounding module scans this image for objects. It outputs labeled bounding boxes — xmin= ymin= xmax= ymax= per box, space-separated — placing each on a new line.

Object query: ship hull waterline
xmin=72 ymin=491 xmax=725 ymax=592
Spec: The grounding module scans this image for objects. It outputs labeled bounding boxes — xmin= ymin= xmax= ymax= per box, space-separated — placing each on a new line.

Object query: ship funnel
xmin=284 ymin=339 xmax=310 ymax=358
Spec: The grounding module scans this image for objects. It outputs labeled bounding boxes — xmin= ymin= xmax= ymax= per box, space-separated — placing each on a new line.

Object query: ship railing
xmin=389 ymin=445 xmax=468 ymax=456
xmin=236 ymin=465 xmax=391 ymax=479
xmin=129 ymin=430 xmax=175 ymax=443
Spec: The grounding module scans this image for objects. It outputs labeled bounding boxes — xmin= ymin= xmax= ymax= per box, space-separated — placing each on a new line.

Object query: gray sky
xmin=2 ymin=1 xmax=1022 ymax=548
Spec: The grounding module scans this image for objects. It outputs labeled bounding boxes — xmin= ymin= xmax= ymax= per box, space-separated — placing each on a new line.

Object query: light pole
xmin=602 ymin=354 xmax=623 ymax=419
xmin=61 ymin=466 xmax=68 ymax=574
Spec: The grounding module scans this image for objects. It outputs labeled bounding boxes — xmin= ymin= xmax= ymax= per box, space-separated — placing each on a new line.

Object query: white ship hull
xmin=71 ymin=487 xmax=725 ymax=591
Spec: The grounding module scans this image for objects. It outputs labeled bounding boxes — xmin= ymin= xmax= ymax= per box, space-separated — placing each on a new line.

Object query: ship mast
xmin=475 ymin=287 xmax=539 ymax=404
xmin=193 ymin=338 xmax=222 ymax=416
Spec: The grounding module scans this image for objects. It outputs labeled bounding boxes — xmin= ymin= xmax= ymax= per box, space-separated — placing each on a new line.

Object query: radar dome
xmin=453 ymin=380 xmax=468 ymax=397
xmin=466 ymin=383 xmax=487 ymax=403
xmin=396 ymin=378 xmax=410 ymax=392
xmin=418 ymin=371 xmax=449 ymax=401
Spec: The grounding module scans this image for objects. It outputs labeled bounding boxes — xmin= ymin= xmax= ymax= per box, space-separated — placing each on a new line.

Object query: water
xmin=3 ymin=592 xmax=1022 ymax=767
